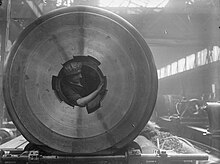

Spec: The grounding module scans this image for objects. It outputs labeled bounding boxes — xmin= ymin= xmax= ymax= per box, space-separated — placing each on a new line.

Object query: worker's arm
xmin=76 ymin=81 xmax=104 ymax=107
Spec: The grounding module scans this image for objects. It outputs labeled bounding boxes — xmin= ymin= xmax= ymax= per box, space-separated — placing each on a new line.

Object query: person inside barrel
xmin=60 ymin=61 xmax=104 ymax=108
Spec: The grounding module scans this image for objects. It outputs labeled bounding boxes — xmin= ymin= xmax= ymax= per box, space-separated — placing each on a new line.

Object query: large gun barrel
xmin=3 ymin=6 xmax=158 ymax=154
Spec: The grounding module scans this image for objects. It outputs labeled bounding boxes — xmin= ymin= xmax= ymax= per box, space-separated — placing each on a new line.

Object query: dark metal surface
xmin=0 ymin=150 xmax=208 ymax=164
xmin=3 ymin=6 xmax=158 ymax=154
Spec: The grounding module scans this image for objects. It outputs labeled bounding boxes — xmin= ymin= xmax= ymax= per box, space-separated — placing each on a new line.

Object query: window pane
xmin=178 ymin=58 xmax=185 ymax=73
xmin=171 ymin=62 xmax=177 ymax=75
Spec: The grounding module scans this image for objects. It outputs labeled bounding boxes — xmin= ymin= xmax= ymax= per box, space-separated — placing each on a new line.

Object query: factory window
xmin=204 ymin=49 xmax=211 ymax=64
xmin=208 ymin=49 xmax=214 ymax=63
xmin=166 ymin=64 xmax=171 ymax=76
xmin=211 ymin=84 xmax=216 ymax=100
xmin=160 ymin=67 xmax=165 ymax=78
xmin=197 ymin=49 xmax=207 ymax=66
xmin=212 ymin=46 xmax=220 ymax=62
xmin=177 ymin=58 xmax=185 ymax=73
xmin=157 ymin=70 xmax=161 ymax=79
xmin=157 ymin=46 xmax=220 ymax=80
xmin=171 ymin=62 xmax=177 ymax=75
xmin=186 ymin=54 xmax=195 ymax=70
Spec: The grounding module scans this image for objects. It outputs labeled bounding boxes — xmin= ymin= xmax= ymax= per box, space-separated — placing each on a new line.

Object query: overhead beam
xmin=104 ymin=6 xmax=219 ymax=15
xmin=23 ymin=0 xmax=43 ymax=18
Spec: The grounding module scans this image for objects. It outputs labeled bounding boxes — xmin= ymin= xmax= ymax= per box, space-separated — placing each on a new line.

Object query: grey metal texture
xmin=3 ymin=6 xmax=158 ymax=154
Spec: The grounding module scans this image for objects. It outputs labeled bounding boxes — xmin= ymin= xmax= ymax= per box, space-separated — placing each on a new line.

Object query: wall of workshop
xmin=150 ymin=45 xmax=206 ymax=69
xmin=158 ymin=61 xmax=220 ymax=101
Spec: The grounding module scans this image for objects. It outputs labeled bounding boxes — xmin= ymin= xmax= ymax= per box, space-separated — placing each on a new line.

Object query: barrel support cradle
xmin=0 ymin=149 xmax=208 ymax=164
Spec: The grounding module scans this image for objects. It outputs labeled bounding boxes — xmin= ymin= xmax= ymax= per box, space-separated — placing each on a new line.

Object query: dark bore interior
xmin=52 ymin=56 xmax=106 ymax=113
xmin=80 ymin=65 xmax=101 ymax=95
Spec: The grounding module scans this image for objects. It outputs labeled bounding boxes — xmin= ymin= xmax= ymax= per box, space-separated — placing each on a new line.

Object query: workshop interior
xmin=0 ymin=0 xmax=220 ymax=164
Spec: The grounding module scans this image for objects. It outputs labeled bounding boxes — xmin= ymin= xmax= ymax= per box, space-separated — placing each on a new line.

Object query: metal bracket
xmin=28 ymin=151 xmax=40 ymax=163
xmin=0 ymin=149 xmax=208 ymax=164
xmin=127 ymin=149 xmax=142 ymax=164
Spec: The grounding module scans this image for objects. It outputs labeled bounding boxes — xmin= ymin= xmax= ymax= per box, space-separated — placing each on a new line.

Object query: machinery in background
xmin=0 ymin=128 xmax=15 ymax=145
xmin=153 ymin=94 xmax=220 ymax=151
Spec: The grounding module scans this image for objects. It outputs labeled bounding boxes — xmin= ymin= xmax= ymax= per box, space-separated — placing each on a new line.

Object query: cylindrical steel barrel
xmin=3 ymin=6 xmax=158 ymax=154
